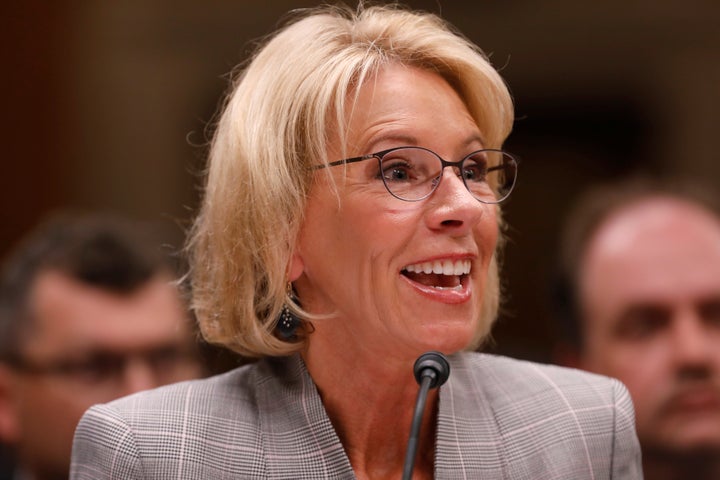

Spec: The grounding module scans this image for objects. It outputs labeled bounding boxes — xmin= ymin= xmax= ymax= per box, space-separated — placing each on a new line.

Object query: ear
xmin=287 ymin=250 xmax=304 ymax=283
xmin=0 ymin=365 xmax=20 ymax=443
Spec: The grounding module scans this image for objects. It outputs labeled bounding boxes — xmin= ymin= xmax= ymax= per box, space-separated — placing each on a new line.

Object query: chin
xmin=651 ymin=424 xmax=720 ymax=455
xmin=675 ymin=431 xmax=720 ymax=452
xmin=416 ymin=322 xmax=475 ymax=354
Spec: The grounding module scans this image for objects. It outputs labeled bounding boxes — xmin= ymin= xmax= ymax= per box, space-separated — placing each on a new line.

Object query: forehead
xmin=579 ymin=198 xmax=720 ymax=311
xmin=341 ymin=64 xmax=480 ymax=153
xmin=24 ymin=270 xmax=190 ymax=354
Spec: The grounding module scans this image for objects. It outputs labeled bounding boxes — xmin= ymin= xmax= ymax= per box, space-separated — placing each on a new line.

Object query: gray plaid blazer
xmin=70 ymin=353 xmax=642 ymax=479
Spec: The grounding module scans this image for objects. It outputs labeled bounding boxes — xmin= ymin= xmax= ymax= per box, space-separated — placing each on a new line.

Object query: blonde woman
xmin=71 ymin=5 xmax=642 ymax=479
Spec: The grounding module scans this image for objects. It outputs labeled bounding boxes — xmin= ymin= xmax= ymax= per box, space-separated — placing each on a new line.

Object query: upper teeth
xmin=404 ymin=259 xmax=471 ymax=276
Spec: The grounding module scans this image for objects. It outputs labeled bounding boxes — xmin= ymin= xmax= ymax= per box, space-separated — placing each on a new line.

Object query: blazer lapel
xmin=435 ymin=353 xmax=508 ymax=479
xmin=255 ymin=355 xmax=356 ymax=479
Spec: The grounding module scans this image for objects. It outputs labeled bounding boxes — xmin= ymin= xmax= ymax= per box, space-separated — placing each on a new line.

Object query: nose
xmin=119 ymin=357 xmax=160 ymax=395
xmin=672 ymin=309 xmax=714 ymax=373
xmin=424 ymin=167 xmax=489 ymax=233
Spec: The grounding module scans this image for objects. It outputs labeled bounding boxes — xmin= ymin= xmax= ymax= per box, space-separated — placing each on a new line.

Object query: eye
xmin=461 ymin=154 xmax=488 ymax=183
xmin=699 ymin=298 xmax=720 ymax=327
xmin=146 ymin=346 xmax=194 ymax=370
xmin=381 ymin=161 xmax=412 ymax=182
xmin=62 ymin=354 xmax=124 ymax=384
xmin=379 ymin=151 xmax=419 ymax=183
xmin=615 ymin=306 xmax=670 ymax=341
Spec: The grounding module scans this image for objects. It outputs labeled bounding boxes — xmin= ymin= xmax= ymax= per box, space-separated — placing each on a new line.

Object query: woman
xmin=71 ymin=4 xmax=642 ymax=479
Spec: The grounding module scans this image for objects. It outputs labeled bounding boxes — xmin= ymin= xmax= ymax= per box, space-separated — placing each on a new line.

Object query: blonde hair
xmin=187 ymin=4 xmax=514 ymax=357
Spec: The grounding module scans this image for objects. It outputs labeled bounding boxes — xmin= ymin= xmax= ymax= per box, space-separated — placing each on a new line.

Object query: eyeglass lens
xmin=377 ymin=147 xmax=516 ymax=203
xmin=8 ymin=346 xmax=197 ymax=387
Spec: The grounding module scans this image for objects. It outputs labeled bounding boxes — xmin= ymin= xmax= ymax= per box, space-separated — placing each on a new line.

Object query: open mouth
xmin=401 ymin=259 xmax=470 ymax=291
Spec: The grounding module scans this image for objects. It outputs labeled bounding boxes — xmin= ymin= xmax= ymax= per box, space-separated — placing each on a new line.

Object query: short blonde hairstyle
xmin=187 ymin=4 xmax=514 ymax=357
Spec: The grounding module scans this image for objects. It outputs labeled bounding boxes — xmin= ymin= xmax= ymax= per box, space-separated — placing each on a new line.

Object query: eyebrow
xmin=617 ymin=303 xmax=670 ymax=319
xmin=360 ymin=133 xmax=419 ymax=153
xmin=361 ymin=132 xmax=485 ymax=155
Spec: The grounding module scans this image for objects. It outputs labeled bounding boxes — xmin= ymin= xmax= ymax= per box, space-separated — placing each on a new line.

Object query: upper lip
xmin=664 ymin=386 xmax=720 ymax=411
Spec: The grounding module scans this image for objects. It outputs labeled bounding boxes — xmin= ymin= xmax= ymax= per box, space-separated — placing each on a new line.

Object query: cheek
xmin=296 ymin=190 xmax=341 ymax=256
xmin=308 ymin=194 xmax=413 ymax=251
xmin=295 ymin=189 xmax=390 ymax=288
xmin=610 ymin=357 xmax=670 ymax=432
xmin=586 ymin=343 xmax=668 ymax=407
xmin=19 ymin=383 xmax=91 ymax=435
xmin=478 ymin=207 xmax=499 ymax=260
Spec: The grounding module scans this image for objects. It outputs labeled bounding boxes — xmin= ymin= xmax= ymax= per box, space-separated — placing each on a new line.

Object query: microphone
xmin=402 ymin=351 xmax=450 ymax=480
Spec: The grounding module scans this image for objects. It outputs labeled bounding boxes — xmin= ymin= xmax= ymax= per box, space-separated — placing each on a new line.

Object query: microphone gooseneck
xmin=402 ymin=351 xmax=450 ymax=480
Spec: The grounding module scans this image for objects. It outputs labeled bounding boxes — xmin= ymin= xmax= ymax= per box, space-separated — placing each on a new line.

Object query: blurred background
xmin=4 ymin=0 xmax=719 ymax=362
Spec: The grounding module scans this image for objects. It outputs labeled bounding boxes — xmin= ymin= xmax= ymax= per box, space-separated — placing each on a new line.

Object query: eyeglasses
xmin=4 ymin=346 xmax=198 ymax=388
xmin=317 ymin=146 xmax=518 ymax=203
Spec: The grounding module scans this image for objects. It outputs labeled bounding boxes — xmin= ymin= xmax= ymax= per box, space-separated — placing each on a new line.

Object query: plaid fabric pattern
xmin=70 ymin=353 xmax=642 ymax=479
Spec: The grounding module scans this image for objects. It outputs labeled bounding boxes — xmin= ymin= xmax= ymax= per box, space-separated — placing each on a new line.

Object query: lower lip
xmin=400 ymin=274 xmax=472 ymax=304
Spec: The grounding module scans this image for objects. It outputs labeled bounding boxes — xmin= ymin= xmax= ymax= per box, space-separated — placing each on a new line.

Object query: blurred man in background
xmin=0 ymin=212 xmax=205 ymax=480
xmin=553 ymin=177 xmax=720 ymax=479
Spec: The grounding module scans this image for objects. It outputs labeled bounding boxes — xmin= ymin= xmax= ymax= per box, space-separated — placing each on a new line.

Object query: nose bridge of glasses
xmin=440 ymin=165 xmax=472 ymax=194
xmin=410 ymin=150 xmax=479 ymax=200
xmin=427 ymin=162 xmax=472 ymax=200
xmin=120 ymin=355 xmax=162 ymax=393
xmin=439 ymin=155 xmax=464 ymax=170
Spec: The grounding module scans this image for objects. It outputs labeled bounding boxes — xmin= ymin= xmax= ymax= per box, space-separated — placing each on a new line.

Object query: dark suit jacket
xmin=71 ymin=352 xmax=642 ymax=479
xmin=0 ymin=444 xmax=14 ymax=480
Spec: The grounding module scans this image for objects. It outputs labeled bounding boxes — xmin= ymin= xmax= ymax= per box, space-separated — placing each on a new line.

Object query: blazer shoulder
xmin=443 ymin=353 xmax=642 ymax=478
xmin=105 ymin=362 xmax=259 ymax=418
xmin=71 ymin=363 xmax=268 ymax=479
xmin=457 ymin=352 xmax=631 ymax=408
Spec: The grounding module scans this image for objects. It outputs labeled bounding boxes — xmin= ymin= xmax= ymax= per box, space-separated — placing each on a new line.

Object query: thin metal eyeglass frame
xmin=314 ymin=146 xmax=518 ymax=204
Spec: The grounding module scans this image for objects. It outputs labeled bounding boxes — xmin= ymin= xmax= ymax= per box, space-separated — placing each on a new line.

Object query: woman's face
xmin=292 ymin=64 xmax=499 ymax=358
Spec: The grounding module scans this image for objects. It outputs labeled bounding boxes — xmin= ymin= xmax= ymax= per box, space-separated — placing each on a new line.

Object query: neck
xmin=302 ymin=340 xmax=440 ymax=479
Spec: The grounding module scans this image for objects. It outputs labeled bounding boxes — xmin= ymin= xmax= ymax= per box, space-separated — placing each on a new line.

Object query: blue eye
xmin=381 ymin=160 xmax=414 ymax=182
xmin=461 ymin=155 xmax=488 ymax=183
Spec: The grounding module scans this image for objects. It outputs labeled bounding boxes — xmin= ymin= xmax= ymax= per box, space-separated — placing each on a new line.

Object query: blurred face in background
xmin=0 ymin=270 xmax=203 ymax=479
xmin=577 ymin=198 xmax=720 ymax=457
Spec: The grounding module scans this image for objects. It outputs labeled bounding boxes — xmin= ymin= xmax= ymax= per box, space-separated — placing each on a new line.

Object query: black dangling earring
xmin=276 ymin=283 xmax=301 ymax=340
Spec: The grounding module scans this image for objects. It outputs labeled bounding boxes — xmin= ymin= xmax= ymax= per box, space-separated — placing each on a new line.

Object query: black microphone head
xmin=413 ymin=351 xmax=450 ymax=389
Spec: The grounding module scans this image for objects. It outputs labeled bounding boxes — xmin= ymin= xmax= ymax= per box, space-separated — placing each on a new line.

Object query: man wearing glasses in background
xmin=0 ymin=212 xmax=205 ymax=480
